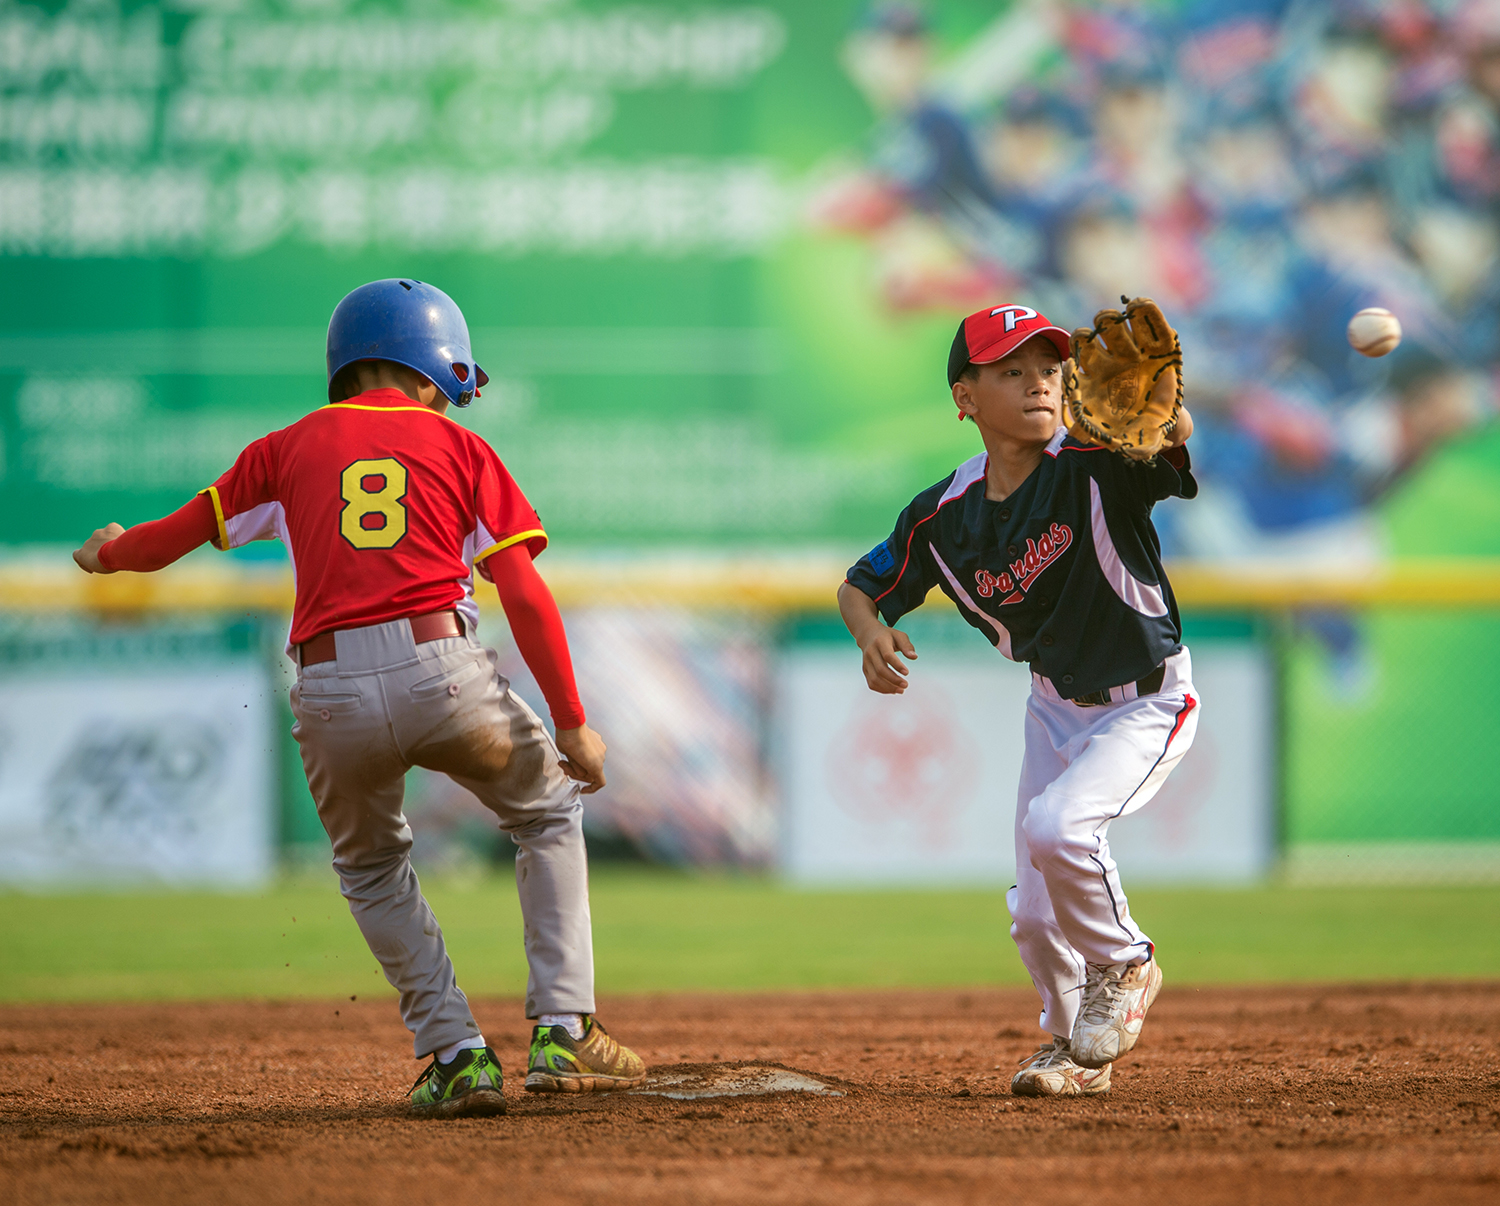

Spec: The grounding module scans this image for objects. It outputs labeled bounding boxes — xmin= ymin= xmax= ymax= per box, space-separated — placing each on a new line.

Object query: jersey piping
xmin=938 ymin=451 xmax=987 ymax=505
xmin=198 ymin=485 xmax=230 ymax=550
xmin=1089 ymin=478 xmax=1168 ymax=617
xmin=1046 ymin=428 xmax=1110 ymax=459
xmin=1091 ymin=691 xmax=1198 ymax=949
xmin=874 ymin=452 xmax=987 ymax=606
xmin=324 ymin=402 xmax=445 ymax=416
xmin=929 ymin=541 xmax=1014 ymax=658
xmin=475 ymin=528 xmax=548 ymax=563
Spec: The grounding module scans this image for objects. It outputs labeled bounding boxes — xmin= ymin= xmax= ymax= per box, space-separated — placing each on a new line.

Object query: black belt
xmin=1068 ymin=663 xmax=1166 ymax=707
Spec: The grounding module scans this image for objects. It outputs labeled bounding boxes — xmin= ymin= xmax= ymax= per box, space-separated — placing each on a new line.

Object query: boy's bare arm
xmin=838 ymin=580 xmax=918 ymax=695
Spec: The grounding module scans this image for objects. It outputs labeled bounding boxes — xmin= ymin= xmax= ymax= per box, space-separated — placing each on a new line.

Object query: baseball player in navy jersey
xmin=838 ymin=303 xmax=1199 ymax=1097
xmin=72 ymin=279 xmax=645 ymax=1117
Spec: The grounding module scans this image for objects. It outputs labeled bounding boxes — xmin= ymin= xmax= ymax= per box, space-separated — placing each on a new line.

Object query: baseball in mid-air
xmin=1347 ymin=307 xmax=1402 ymax=357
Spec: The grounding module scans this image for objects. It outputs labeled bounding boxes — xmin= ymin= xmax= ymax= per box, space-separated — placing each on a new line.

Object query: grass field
xmin=3 ymin=870 xmax=1498 ymax=1002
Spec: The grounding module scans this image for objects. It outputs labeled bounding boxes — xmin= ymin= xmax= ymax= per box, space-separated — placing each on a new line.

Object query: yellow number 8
xmin=340 ymin=458 xmax=409 ymax=549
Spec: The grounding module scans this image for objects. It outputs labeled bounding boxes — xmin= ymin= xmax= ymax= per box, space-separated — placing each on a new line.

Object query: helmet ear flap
xmin=450 ymin=360 xmax=480 ymax=407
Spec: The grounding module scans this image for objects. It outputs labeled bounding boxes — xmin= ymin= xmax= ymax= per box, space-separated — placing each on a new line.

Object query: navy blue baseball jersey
xmin=845 ymin=428 xmax=1198 ymax=698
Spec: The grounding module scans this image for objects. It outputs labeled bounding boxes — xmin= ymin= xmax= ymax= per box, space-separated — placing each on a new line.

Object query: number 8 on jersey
xmin=341 ymin=458 xmax=409 ymax=549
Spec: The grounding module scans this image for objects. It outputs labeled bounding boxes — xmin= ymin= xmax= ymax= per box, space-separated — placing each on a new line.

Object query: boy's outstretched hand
xmin=555 ymin=723 xmax=607 ymax=793
xmin=857 ymin=625 xmax=918 ymax=694
xmin=838 ymin=580 xmax=918 ymax=694
xmin=73 ymin=523 xmax=124 ymax=574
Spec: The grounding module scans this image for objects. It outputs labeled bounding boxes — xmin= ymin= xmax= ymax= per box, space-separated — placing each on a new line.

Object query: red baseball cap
xmin=947 ymin=304 xmax=1073 ymax=386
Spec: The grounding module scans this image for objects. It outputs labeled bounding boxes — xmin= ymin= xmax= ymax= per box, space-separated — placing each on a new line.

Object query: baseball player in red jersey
xmin=72 ymin=279 xmax=645 ymax=1117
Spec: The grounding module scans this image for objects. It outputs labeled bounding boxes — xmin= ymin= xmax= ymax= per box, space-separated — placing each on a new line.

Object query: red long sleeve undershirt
xmin=95 ymin=492 xmax=219 ymax=572
xmin=96 ymin=497 xmax=586 ymax=729
xmin=481 ymin=543 xmax=586 ymax=730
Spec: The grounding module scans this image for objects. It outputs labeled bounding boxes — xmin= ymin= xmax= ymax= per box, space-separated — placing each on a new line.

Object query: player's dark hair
xmin=329 ymin=358 xmax=426 ymax=403
xmin=328 ymin=362 xmax=365 ymax=403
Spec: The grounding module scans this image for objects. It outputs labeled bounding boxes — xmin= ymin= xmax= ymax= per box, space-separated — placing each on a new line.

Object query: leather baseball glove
xmin=1062 ymin=296 xmax=1184 ymax=462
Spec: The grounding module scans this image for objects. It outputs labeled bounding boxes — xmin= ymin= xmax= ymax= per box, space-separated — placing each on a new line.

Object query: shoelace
xmin=408 ymin=1049 xmax=485 ymax=1096
xmin=407 ymin=1059 xmax=441 ymax=1097
xmin=1018 ymin=1038 xmax=1072 ymax=1070
xmin=1078 ymin=966 xmax=1129 ymax=1024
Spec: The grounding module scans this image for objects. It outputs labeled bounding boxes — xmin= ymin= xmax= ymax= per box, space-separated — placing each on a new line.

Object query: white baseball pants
xmin=291 ymin=617 xmax=594 ymax=1058
xmin=1006 ymin=647 xmax=1199 ymax=1039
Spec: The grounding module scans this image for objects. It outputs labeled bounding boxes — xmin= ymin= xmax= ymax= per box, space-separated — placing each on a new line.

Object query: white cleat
xmin=1011 ymin=1036 xmax=1111 ymax=1097
xmin=1070 ymin=957 xmax=1163 ymax=1069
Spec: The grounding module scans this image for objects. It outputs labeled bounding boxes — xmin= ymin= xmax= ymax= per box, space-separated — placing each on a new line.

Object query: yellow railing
xmin=1165 ymin=560 xmax=1500 ymax=609
xmin=6 ymin=557 xmax=1500 ymax=613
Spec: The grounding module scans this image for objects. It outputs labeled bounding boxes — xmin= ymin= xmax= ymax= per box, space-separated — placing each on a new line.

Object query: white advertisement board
xmin=0 ymin=664 xmax=275 ymax=888
xmin=778 ymin=641 xmax=1272 ymax=886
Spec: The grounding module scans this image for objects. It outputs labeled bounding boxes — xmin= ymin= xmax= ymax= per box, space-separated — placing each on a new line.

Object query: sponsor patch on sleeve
xmin=867 ymin=540 xmax=895 ymax=577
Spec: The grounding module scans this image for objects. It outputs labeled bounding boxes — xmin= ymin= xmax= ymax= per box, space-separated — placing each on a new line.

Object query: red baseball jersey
xmin=201 ymin=388 xmax=546 ymax=645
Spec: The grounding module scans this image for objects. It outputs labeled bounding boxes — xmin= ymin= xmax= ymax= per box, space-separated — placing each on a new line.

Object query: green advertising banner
xmin=0 ymin=0 xmax=1003 ymax=549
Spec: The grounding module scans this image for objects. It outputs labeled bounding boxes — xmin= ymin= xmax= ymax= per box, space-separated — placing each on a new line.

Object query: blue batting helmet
xmin=326 ymin=279 xmax=489 ymax=408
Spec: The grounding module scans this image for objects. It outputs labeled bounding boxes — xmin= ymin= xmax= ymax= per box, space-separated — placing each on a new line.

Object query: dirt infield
xmin=2 ymin=983 xmax=1498 ymax=1205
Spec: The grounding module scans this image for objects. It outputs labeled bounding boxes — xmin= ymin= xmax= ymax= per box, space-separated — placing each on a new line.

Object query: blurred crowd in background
xmin=812 ymin=0 xmax=1500 ymax=562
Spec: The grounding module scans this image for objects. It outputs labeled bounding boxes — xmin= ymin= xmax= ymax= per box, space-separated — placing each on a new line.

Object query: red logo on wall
xmin=824 ymin=685 xmax=980 ymax=850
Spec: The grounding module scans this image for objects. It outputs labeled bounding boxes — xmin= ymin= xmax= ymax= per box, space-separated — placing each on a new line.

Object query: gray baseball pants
xmin=289 ymin=617 xmax=595 ymax=1058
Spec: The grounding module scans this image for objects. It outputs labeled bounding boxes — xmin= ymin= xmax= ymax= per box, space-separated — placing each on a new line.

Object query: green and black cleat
xmin=408 ymin=1046 xmax=506 ymax=1118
